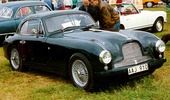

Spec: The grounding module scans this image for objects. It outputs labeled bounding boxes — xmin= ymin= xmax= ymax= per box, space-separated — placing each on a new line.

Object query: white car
xmin=116 ymin=3 xmax=167 ymax=32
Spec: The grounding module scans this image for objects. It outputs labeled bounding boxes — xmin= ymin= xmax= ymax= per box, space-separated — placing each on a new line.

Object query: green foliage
xmin=0 ymin=6 xmax=170 ymax=100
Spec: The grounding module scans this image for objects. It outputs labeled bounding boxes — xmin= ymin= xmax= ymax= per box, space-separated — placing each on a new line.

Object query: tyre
xmin=152 ymin=18 xmax=164 ymax=32
xmin=68 ymin=53 xmax=94 ymax=91
xmin=10 ymin=47 xmax=26 ymax=71
xmin=146 ymin=2 xmax=153 ymax=8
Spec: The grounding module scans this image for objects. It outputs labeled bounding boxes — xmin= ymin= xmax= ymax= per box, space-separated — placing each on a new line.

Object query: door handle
xmin=19 ymin=40 xmax=26 ymax=44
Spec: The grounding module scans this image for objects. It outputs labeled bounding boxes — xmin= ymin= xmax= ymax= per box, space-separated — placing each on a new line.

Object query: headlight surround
xmin=155 ymin=40 xmax=166 ymax=53
xmin=99 ymin=50 xmax=112 ymax=64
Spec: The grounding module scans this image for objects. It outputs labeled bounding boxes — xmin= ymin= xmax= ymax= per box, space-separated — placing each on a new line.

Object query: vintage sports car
xmin=115 ymin=3 xmax=167 ymax=32
xmin=0 ymin=1 xmax=52 ymax=45
xmin=3 ymin=10 xmax=166 ymax=91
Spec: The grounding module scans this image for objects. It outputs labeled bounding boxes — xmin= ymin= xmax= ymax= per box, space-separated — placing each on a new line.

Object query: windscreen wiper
xmin=82 ymin=23 xmax=99 ymax=31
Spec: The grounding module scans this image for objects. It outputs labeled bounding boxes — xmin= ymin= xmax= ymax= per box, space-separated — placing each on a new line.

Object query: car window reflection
xmin=0 ymin=7 xmax=13 ymax=18
xmin=115 ymin=4 xmax=138 ymax=15
xmin=20 ymin=19 xmax=40 ymax=35
xmin=45 ymin=14 xmax=94 ymax=33
xmin=16 ymin=6 xmax=33 ymax=18
xmin=35 ymin=5 xmax=51 ymax=13
xmin=20 ymin=21 xmax=28 ymax=35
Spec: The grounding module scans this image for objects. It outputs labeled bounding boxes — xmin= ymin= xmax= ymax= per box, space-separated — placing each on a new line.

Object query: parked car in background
xmin=3 ymin=10 xmax=166 ymax=91
xmin=142 ymin=0 xmax=163 ymax=7
xmin=74 ymin=2 xmax=167 ymax=33
xmin=115 ymin=3 xmax=167 ymax=32
xmin=0 ymin=1 xmax=52 ymax=45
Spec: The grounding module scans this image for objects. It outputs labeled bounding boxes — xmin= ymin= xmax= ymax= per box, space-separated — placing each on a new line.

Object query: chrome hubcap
xmin=156 ymin=21 xmax=162 ymax=32
xmin=147 ymin=2 xmax=153 ymax=7
xmin=10 ymin=49 xmax=20 ymax=69
xmin=72 ymin=60 xmax=88 ymax=87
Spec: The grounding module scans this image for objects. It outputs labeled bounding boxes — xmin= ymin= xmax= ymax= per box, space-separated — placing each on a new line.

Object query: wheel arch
xmin=5 ymin=44 xmax=18 ymax=60
xmin=65 ymin=50 xmax=97 ymax=76
xmin=63 ymin=40 xmax=105 ymax=73
xmin=155 ymin=16 xmax=164 ymax=22
xmin=120 ymin=24 xmax=125 ymax=30
xmin=67 ymin=52 xmax=95 ymax=91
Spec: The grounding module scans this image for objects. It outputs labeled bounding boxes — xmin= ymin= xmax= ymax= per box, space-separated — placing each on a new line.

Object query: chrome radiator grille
xmin=114 ymin=42 xmax=151 ymax=68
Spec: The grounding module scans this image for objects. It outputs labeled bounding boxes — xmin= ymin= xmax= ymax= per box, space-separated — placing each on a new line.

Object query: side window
xmin=20 ymin=19 xmax=40 ymax=35
xmin=20 ymin=21 xmax=28 ymax=35
xmin=125 ymin=5 xmax=136 ymax=12
xmin=16 ymin=7 xmax=33 ymax=18
xmin=34 ymin=5 xmax=51 ymax=13
xmin=120 ymin=4 xmax=138 ymax=15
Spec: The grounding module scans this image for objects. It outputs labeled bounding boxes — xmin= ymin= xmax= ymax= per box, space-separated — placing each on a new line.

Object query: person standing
xmin=56 ymin=0 xmax=65 ymax=10
xmin=79 ymin=0 xmax=99 ymax=22
xmin=72 ymin=0 xmax=78 ymax=9
xmin=89 ymin=0 xmax=120 ymax=31
xmin=52 ymin=0 xmax=58 ymax=10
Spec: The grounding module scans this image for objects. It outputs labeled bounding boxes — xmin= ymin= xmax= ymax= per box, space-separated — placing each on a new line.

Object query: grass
xmin=0 ymin=6 xmax=170 ymax=100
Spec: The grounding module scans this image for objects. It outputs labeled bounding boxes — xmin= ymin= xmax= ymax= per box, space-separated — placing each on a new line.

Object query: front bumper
xmin=94 ymin=58 xmax=166 ymax=79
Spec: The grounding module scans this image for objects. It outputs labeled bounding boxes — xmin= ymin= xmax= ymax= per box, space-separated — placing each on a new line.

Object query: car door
xmin=18 ymin=19 xmax=48 ymax=68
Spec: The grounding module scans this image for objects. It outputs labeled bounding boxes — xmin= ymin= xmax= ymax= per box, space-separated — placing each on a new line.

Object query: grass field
xmin=0 ymin=7 xmax=170 ymax=100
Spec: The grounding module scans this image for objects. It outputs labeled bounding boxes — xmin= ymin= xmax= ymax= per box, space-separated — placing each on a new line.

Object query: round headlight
xmin=99 ymin=50 xmax=112 ymax=64
xmin=155 ymin=40 xmax=166 ymax=53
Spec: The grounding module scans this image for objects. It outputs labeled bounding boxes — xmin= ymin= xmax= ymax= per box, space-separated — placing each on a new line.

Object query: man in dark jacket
xmin=89 ymin=0 xmax=120 ymax=31
xmin=79 ymin=0 xmax=99 ymax=22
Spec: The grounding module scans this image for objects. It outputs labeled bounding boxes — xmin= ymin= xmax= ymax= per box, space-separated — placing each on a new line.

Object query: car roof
xmin=24 ymin=10 xmax=87 ymax=20
xmin=0 ymin=1 xmax=48 ymax=9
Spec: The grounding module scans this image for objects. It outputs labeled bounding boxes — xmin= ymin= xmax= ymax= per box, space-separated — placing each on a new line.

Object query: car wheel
xmin=146 ymin=2 xmax=153 ymax=8
xmin=152 ymin=18 xmax=163 ymax=32
xmin=68 ymin=53 xmax=94 ymax=91
xmin=10 ymin=47 xmax=26 ymax=71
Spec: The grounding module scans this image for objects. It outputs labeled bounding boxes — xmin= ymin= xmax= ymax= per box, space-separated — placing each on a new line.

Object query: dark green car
xmin=3 ymin=10 xmax=166 ymax=91
xmin=0 ymin=1 xmax=52 ymax=45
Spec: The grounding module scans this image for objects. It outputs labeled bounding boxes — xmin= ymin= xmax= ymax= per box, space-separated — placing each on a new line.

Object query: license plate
xmin=128 ymin=63 xmax=148 ymax=75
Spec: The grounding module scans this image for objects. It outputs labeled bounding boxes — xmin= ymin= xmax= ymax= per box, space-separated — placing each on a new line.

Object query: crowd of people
xmin=43 ymin=0 xmax=78 ymax=10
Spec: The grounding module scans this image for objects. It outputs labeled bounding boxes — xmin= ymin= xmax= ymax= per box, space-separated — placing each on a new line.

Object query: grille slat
xmin=114 ymin=42 xmax=151 ymax=68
